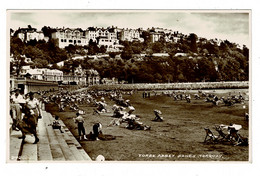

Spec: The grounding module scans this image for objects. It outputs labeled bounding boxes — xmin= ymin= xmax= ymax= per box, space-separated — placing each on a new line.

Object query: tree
xmin=243 ymin=45 xmax=249 ymax=60
xmin=51 ymin=63 xmax=60 ymax=70
xmin=62 ymin=59 xmax=80 ymax=74
xmin=141 ymin=30 xmax=151 ymax=44
xmin=65 ymin=44 xmax=77 ymax=54
xmin=188 ymin=33 xmax=198 ymax=53
xmin=10 ymin=28 xmax=14 ymax=35
xmin=24 ymin=46 xmax=45 ymax=60
xmin=196 ymin=58 xmax=218 ymax=81
xmin=121 ymin=42 xmax=133 ymax=60
xmin=204 ymin=42 xmax=219 ymax=55
xmin=131 ymin=41 xmax=143 ymax=54
xmin=32 ymin=58 xmax=49 ymax=68
xmin=12 ymin=55 xmax=26 ymax=76
xmin=151 ymin=42 xmax=164 ymax=53
xmin=88 ymin=40 xmax=99 ymax=55
xmin=99 ymin=45 xmax=107 ymax=53
xmin=41 ymin=26 xmax=57 ymax=38
xmin=10 ymin=36 xmax=25 ymax=55
xmin=154 ymin=73 xmax=163 ymax=83
xmin=201 ymin=48 xmax=209 ymax=55
xmin=108 ymin=52 xmax=118 ymax=58
xmin=27 ymin=39 xmax=38 ymax=46
xmin=219 ymin=41 xmax=229 ymax=54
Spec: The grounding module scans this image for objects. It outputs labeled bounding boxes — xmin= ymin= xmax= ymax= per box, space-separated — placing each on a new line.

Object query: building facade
xmin=21 ymin=68 xmax=63 ymax=82
xmin=16 ymin=27 xmax=48 ymax=43
xmin=150 ymin=32 xmax=164 ymax=43
xmin=86 ymin=69 xmax=100 ymax=86
xmin=51 ymin=28 xmax=88 ymax=48
xmin=119 ymin=28 xmax=143 ymax=42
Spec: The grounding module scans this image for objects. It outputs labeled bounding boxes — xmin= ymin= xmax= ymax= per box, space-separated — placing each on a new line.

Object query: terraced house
xmin=51 ymin=28 xmax=88 ymax=48
xmin=85 ymin=27 xmax=119 ymax=47
xmin=118 ymin=28 xmax=143 ymax=42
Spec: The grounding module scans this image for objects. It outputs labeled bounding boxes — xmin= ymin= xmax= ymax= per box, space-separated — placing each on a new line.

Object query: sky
xmin=7 ymin=10 xmax=250 ymax=47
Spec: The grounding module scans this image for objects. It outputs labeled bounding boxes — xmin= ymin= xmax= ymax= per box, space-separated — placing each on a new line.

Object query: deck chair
xmin=228 ymin=128 xmax=246 ymax=145
xmin=214 ymin=126 xmax=228 ymax=141
xmin=204 ymin=128 xmax=218 ymax=143
xmin=93 ymin=108 xmax=101 ymax=116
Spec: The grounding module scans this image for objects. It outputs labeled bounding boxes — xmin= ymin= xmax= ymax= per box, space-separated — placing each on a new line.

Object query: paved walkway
xmin=9 ymin=109 xmax=92 ymax=162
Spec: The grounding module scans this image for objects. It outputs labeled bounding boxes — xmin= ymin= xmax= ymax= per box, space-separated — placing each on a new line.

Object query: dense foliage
xmin=79 ymin=55 xmax=248 ymax=83
xmin=10 ymin=30 xmax=249 ymax=83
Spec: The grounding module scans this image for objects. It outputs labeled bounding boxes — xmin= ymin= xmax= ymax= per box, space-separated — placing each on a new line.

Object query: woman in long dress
xmin=17 ymin=92 xmax=41 ymax=144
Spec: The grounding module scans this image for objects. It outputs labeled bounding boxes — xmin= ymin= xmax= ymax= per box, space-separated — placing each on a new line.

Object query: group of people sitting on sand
xmin=164 ymin=89 xmax=246 ymax=106
xmin=108 ymin=105 xmax=151 ymax=130
xmin=204 ymin=123 xmax=248 ymax=146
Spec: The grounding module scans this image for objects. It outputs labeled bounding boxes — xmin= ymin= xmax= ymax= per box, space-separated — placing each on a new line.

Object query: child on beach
xmin=93 ymin=122 xmax=102 ymax=141
xmin=50 ymin=115 xmax=64 ymax=133
xmin=74 ymin=112 xmax=88 ymax=140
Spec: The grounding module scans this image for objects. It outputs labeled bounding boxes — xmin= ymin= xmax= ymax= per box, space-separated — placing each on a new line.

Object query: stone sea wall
xmin=88 ymin=81 xmax=249 ymax=91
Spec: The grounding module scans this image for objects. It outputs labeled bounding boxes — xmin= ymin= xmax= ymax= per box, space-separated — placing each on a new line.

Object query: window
xmin=61 ymin=39 xmax=63 ymax=42
xmin=64 ymin=39 xmax=67 ymax=42
xmin=69 ymin=40 xmax=73 ymax=43
xmin=78 ymin=40 xmax=81 ymax=43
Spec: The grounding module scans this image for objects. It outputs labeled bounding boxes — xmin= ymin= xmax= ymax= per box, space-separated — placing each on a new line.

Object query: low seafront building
xmin=19 ymin=65 xmax=102 ymax=86
xmin=10 ymin=66 xmax=102 ymax=94
xmin=20 ymin=67 xmax=63 ymax=82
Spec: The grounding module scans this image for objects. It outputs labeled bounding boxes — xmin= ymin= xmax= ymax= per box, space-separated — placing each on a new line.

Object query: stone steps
xmin=10 ymin=109 xmax=92 ymax=162
xmin=37 ymin=116 xmax=53 ymax=161
xmin=47 ymin=112 xmax=91 ymax=161
xmin=9 ymin=130 xmax=23 ymax=161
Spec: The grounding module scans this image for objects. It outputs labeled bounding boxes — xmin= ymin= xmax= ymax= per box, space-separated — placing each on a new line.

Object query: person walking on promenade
xmin=14 ymin=92 xmax=40 ymax=143
xmin=74 ymin=112 xmax=88 ymax=140
xmin=10 ymin=88 xmax=24 ymax=130
xmin=26 ymin=92 xmax=42 ymax=126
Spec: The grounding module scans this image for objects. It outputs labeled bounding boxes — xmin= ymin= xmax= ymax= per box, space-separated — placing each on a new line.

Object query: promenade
xmin=88 ymin=81 xmax=249 ymax=91
xmin=9 ymin=107 xmax=92 ymax=162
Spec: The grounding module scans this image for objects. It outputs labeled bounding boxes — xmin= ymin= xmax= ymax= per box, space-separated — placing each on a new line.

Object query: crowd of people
xmin=9 ymin=86 xmax=248 ymax=145
xmin=153 ymin=89 xmax=246 ymax=106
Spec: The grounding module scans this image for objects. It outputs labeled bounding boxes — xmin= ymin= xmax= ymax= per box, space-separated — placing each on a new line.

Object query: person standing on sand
xmin=93 ymin=122 xmax=102 ymax=141
xmin=74 ymin=112 xmax=88 ymax=140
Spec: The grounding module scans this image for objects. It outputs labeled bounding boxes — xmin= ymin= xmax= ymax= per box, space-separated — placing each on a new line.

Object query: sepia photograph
xmin=6 ymin=9 xmax=250 ymax=162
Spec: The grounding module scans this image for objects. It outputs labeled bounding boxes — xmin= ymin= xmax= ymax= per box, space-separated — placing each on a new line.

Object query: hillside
xmin=10 ymin=27 xmax=249 ymax=83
